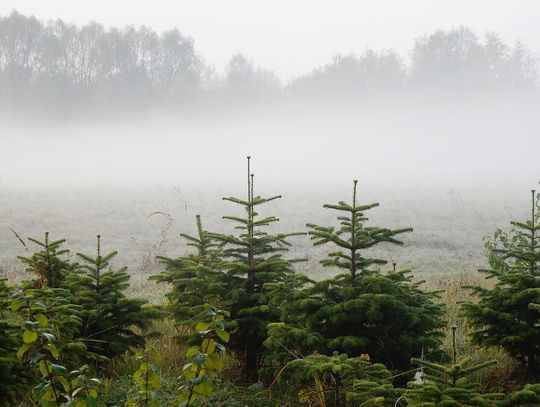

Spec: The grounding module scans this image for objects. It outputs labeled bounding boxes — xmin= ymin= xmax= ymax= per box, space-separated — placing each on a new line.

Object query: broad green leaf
xmin=23 ymin=330 xmax=38 ymax=344
xmin=57 ymin=375 xmax=70 ymax=392
xmin=202 ymin=339 xmax=216 ymax=355
xmin=51 ymin=363 xmax=68 ymax=374
xmin=186 ymin=346 xmax=201 ymax=358
xmin=148 ymin=373 xmax=160 ymax=389
xmin=38 ymin=360 xmax=49 ymax=376
xmin=16 ymin=343 xmax=31 ymax=359
xmin=194 ymin=379 xmax=212 ymax=395
xmin=44 ymin=343 xmax=60 ymax=359
xmin=10 ymin=300 xmax=23 ymax=312
xmin=215 ymin=329 xmax=230 ymax=342
xmin=36 ymin=313 xmax=49 ymax=327
xmin=195 ymin=322 xmax=211 ymax=332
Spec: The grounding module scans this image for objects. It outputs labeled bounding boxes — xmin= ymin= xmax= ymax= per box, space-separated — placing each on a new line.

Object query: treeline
xmin=0 ymin=10 xmax=538 ymax=116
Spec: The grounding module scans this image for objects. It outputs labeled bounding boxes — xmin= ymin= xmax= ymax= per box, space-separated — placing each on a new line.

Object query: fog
xmin=1 ymin=98 xmax=538 ymax=191
xmin=0 ymin=7 xmax=538 ymax=190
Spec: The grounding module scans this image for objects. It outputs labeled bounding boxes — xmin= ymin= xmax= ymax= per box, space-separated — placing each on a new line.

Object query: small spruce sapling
xmin=266 ymin=181 xmax=445 ymax=370
xmin=209 ymin=156 xmax=305 ymax=379
xmin=152 ymin=214 xmax=225 ymax=338
xmin=18 ymin=233 xmax=74 ymax=289
xmin=68 ymin=235 xmax=160 ymax=361
xmin=462 ymin=190 xmax=540 ymax=379
xmin=402 ymin=326 xmax=503 ymax=406
xmin=280 ymin=352 xmax=398 ymax=406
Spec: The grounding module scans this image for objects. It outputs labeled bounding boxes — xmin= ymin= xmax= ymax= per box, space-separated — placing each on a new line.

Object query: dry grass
xmin=104 ymin=318 xmax=188 ymax=379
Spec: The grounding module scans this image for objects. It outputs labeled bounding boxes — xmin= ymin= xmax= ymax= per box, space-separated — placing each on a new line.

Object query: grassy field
xmin=0 ymin=184 xmax=529 ymax=275
xmin=0 ymin=183 xmax=530 ymax=307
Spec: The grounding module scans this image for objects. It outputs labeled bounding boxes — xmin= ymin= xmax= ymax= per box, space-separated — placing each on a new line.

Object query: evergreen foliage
xmin=462 ymin=190 xmax=540 ymax=378
xmin=266 ymin=181 xmax=445 ymax=370
xmin=0 ymin=279 xmax=28 ymax=404
xmin=280 ymin=352 xmax=398 ymax=406
xmin=12 ymin=233 xmax=86 ymax=361
xmin=307 ymin=180 xmax=412 ymax=278
xmin=402 ymin=327 xmax=503 ymax=406
xmin=67 ymin=235 xmax=160 ymax=361
xmin=18 ymin=233 xmax=75 ymax=289
xmin=152 ymin=215 xmax=225 ymax=335
xmin=208 ymin=156 xmax=305 ymax=379
xmin=403 ymin=357 xmax=501 ymax=406
xmin=11 ymin=286 xmax=84 ymax=357
xmin=500 ymin=383 xmax=540 ymax=406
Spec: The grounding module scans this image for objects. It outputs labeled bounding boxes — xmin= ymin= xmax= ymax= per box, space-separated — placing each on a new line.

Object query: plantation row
xmin=1 ymin=158 xmax=539 ymax=406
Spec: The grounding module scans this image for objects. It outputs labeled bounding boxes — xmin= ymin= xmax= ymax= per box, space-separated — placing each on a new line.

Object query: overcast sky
xmin=1 ymin=1 xmax=539 ymax=80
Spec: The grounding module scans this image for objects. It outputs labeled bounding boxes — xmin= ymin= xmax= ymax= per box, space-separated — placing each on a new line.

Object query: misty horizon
xmin=0 ymin=8 xmax=538 ymax=235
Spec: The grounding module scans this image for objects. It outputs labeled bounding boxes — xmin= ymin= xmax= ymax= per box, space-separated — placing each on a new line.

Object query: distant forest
xmin=0 ymin=10 xmax=538 ymax=116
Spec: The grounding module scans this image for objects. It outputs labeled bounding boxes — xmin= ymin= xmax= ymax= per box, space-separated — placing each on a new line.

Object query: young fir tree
xmin=18 ymin=232 xmax=75 ymax=289
xmin=67 ymin=235 xmax=160 ymax=360
xmin=209 ymin=156 xmax=305 ymax=380
xmin=461 ymin=190 xmax=540 ymax=379
xmin=281 ymin=352 xmax=398 ymax=406
xmin=402 ymin=326 xmax=503 ymax=406
xmin=265 ymin=181 xmax=445 ymax=371
xmin=15 ymin=234 xmax=84 ymax=355
xmin=152 ymin=214 xmax=226 ymax=334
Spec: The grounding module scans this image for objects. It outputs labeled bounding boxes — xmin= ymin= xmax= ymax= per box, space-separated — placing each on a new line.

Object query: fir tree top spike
xmin=532 ymin=190 xmax=537 ymax=257
xmin=451 ymin=325 xmax=457 ymax=364
xmin=96 ymin=234 xmax=101 ymax=258
xmin=247 ymin=156 xmax=252 ymax=205
xmin=195 ymin=214 xmax=203 ymax=239
xmin=250 ymin=173 xmax=254 ymax=216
